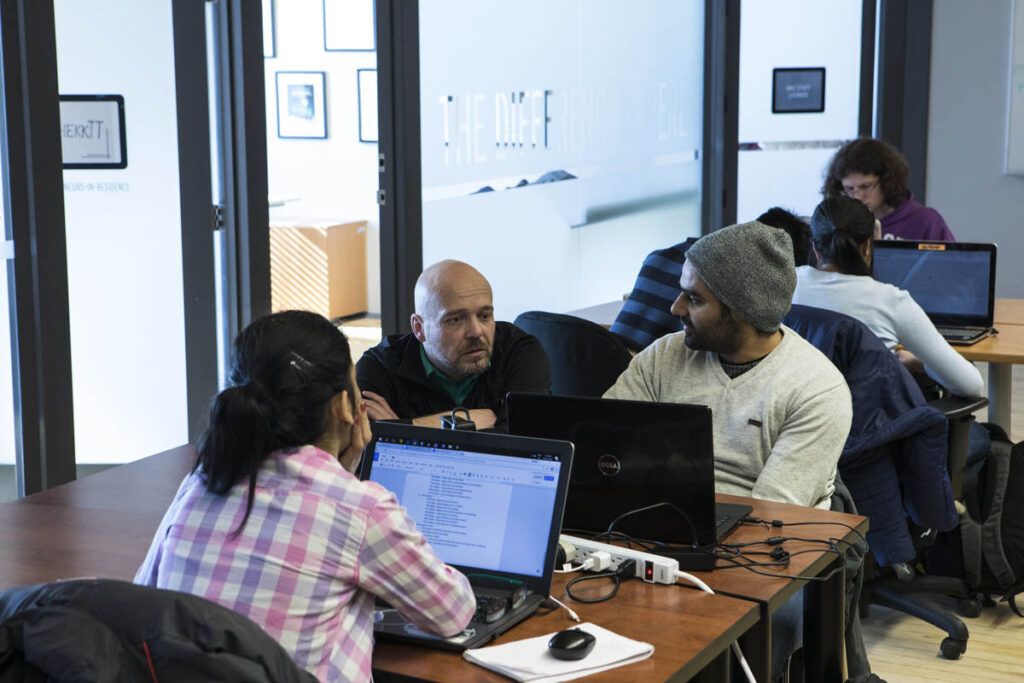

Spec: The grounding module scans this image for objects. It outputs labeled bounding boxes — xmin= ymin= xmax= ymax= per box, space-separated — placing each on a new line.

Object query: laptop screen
xmin=872 ymin=241 xmax=997 ymax=327
xmin=361 ymin=424 xmax=573 ymax=588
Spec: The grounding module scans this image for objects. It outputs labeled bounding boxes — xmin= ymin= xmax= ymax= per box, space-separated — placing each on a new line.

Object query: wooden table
xmin=0 ymin=445 xmax=194 ymax=591
xmin=958 ymin=300 xmax=1024 ymax=432
xmin=375 ymin=494 xmax=865 ymax=683
xmin=374 ymin=574 xmax=759 ymax=682
xmin=0 ymin=503 xmax=164 ymax=591
xmin=0 ymin=445 xmax=864 ymax=682
xmin=698 ymin=495 xmax=868 ymax=683
xmin=994 ymin=297 xmax=1024 ymax=325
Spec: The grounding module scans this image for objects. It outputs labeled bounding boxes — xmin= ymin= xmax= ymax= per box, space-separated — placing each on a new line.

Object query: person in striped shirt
xmin=135 ymin=310 xmax=475 ymax=681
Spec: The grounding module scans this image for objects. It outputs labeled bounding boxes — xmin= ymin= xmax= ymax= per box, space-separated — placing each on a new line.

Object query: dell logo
xmin=597 ymin=454 xmax=621 ymax=477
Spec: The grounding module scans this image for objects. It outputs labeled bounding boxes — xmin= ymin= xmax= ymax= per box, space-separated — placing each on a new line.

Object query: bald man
xmin=356 ymin=260 xmax=550 ymax=432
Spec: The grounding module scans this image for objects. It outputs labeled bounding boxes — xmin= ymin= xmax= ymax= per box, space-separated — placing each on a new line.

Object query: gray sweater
xmin=604 ymin=327 xmax=852 ymax=509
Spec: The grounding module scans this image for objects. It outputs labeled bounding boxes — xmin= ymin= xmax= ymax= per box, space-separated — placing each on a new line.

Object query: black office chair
xmin=783 ymin=304 xmax=988 ymax=660
xmin=513 ymin=311 xmax=633 ymax=397
xmin=0 ymin=578 xmax=317 ymax=681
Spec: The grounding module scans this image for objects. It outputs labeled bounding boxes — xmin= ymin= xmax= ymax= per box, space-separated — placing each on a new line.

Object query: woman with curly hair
xmin=823 ymin=137 xmax=955 ymax=241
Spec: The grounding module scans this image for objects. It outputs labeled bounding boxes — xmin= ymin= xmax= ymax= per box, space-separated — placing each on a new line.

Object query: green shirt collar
xmin=419 ymin=345 xmax=479 ymax=406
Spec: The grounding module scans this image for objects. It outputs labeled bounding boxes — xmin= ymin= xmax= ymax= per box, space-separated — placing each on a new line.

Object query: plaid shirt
xmin=135 ymin=445 xmax=475 ymax=681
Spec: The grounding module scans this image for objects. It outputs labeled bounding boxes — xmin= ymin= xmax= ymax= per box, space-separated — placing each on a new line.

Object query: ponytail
xmin=195 ymin=385 xmax=277 ymax=535
xmin=194 ymin=310 xmax=355 ymax=535
xmin=810 ymin=197 xmax=875 ymax=277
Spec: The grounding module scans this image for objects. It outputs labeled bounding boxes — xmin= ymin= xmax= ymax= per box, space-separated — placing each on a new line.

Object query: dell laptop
xmin=507 ymin=393 xmax=751 ymax=567
xmin=360 ymin=422 xmax=573 ymax=651
xmin=872 ymin=240 xmax=997 ymax=345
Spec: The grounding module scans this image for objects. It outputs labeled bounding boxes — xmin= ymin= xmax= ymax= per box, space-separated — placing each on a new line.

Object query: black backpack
xmin=957 ymin=424 xmax=1024 ymax=614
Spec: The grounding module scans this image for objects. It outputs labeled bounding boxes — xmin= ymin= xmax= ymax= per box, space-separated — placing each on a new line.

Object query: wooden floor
xmin=862 ymin=601 xmax=1024 ymax=682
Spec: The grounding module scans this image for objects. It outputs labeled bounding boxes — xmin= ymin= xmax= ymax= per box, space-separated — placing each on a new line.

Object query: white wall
xmin=264 ymin=0 xmax=381 ymax=313
xmin=928 ymin=0 xmax=1024 ymax=298
xmin=736 ymin=0 xmax=865 ymax=220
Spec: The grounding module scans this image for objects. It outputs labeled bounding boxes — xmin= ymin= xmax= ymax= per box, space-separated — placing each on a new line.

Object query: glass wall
xmin=55 ymin=0 xmax=189 ymax=467
xmin=418 ymin=0 xmax=705 ymax=318
xmin=736 ymin=0 xmax=866 ymax=221
xmin=262 ymin=0 xmax=381 ymax=344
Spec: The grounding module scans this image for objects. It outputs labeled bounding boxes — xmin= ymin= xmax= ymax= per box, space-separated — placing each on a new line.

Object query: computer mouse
xmin=547 ymin=628 xmax=596 ymax=660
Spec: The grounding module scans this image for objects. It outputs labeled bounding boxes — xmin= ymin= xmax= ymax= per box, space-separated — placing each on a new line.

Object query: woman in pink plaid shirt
xmin=136 ymin=311 xmax=475 ymax=681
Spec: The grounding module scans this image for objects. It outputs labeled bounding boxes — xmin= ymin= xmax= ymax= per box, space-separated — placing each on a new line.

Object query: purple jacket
xmin=880 ymin=196 xmax=955 ymax=241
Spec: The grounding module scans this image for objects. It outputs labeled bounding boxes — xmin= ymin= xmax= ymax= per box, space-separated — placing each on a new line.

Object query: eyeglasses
xmin=841 ymin=179 xmax=880 ymax=196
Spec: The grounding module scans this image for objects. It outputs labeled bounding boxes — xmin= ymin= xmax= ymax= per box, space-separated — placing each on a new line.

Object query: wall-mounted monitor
xmin=59 ymin=95 xmax=127 ymax=169
xmin=772 ymin=67 xmax=825 ymax=114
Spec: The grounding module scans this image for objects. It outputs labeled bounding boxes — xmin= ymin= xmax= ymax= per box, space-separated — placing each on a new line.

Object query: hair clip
xmin=288 ymin=351 xmax=314 ymax=381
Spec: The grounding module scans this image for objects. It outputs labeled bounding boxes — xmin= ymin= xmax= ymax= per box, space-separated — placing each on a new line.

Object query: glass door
xmin=54 ymin=0 xmax=217 ymax=472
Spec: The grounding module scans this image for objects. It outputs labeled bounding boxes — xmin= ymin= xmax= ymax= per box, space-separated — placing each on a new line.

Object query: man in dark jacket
xmin=357 ymin=259 xmax=550 ymax=432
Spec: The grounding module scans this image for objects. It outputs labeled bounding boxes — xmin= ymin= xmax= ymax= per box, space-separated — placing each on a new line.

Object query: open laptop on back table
xmin=872 ymin=240 xmax=997 ymax=345
xmin=360 ymin=422 xmax=573 ymax=651
xmin=507 ymin=393 xmax=752 ymax=571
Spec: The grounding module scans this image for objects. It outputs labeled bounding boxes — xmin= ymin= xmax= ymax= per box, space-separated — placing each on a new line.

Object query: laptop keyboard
xmin=470 ymin=595 xmax=508 ymax=624
xmin=936 ymin=327 xmax=984 ymax=341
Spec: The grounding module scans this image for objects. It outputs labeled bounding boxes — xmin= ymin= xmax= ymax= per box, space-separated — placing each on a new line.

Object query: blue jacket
xmin=783 ymin=305 xmax=958 ymax=566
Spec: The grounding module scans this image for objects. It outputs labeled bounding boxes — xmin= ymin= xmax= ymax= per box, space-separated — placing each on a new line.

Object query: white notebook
xmin=463 ymin=623 xmax=654 ymax=683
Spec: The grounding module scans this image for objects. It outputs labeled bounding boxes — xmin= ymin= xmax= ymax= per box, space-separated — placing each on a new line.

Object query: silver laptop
xmin=360 ymin=422 xmax=573 ymax=651
xmin=872 ymin=240 xmax=997 ymax=345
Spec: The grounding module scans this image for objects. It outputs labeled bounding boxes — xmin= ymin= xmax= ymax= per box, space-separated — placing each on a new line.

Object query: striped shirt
xmin=135 ymin=445 xmax=475 ymax=681
xmin=610 ymin=240 xmax=695 ymax=350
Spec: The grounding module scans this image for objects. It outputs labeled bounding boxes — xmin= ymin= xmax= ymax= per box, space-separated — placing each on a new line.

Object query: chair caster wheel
xmin=940 ymin=637 xmax=967 ymax=660
xmin=958 ymin=597 xmax=982 ymax=618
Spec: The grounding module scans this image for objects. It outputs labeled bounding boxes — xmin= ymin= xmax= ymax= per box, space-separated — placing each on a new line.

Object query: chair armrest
xmin=927 ymin=396 xmax=988 ymax=499
xmin=928 ymin=395 xmax=988 ymax=420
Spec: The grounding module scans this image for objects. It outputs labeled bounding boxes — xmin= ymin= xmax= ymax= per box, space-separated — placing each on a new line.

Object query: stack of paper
xmin=463 ymin=623 xmax=654 ymax=682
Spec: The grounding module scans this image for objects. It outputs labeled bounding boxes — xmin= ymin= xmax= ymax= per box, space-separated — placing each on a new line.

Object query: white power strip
xmin=560 ymin=534 xmax=680 ymax=584
xmin=559 ymin=535 xmax=756 ymax=683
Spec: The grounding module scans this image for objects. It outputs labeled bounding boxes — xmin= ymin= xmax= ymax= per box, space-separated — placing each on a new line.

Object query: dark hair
xmin=822 ymin=137 xmax=911 ymax=208
xmin=195 ymin=310 xmax=355 ymax=534
xmin=810 ymin=196 xmax=876 ymax=276
xmin=756 ymin=207 xmax=812 ymax=266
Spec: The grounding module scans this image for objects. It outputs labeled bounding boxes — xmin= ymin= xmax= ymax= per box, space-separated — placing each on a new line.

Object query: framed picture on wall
xmin=323 ymin=0 xmax=375 ymax=51
xmin=357 ymin=68 xmax=377 ymax=143
xmin=263 ymin=0 xmax=275 ymax=58
xmin=275 ymin=72 xmax=327 ymax=139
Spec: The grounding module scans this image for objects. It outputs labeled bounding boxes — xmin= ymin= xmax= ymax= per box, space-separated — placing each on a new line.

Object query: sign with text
xmin=59 ymin=95 xmax=127 ymax=169
xmin=772 ymin=68 xmax=825 ymax=114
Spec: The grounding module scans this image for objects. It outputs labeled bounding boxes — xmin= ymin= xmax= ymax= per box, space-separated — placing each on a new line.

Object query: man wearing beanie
xmin=605 ymin=221 xmax=852 ymax=682
xmin=605 ymin=220 xmax=851 ymax=509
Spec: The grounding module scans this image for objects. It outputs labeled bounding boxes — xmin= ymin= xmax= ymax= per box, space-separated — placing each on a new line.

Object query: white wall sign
xmin=59 ymin=95 xmax=127 ymax=169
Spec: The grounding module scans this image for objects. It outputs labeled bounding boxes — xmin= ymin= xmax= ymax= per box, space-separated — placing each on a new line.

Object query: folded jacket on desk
xmin=462 ymin=622 xmax=654 ymax=683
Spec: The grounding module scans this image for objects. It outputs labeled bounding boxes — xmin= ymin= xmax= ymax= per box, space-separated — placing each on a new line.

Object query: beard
xmin=428 ymin=339 xmax=493 ymax=381
xmin=681 ymin=311 xmax=743 ymax=357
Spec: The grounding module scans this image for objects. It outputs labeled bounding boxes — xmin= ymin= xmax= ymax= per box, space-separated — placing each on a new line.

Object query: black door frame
xmin=1 ymin=0 xmax=76 ymax=495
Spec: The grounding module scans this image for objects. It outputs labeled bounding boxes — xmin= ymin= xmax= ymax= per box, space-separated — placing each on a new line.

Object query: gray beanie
xmin=685 ymin=221 xmax=796 ymax=332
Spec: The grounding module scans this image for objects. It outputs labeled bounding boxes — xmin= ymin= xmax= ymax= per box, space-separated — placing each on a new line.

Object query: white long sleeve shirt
xmin=792 ymin=266 xmax=984 ymax=398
